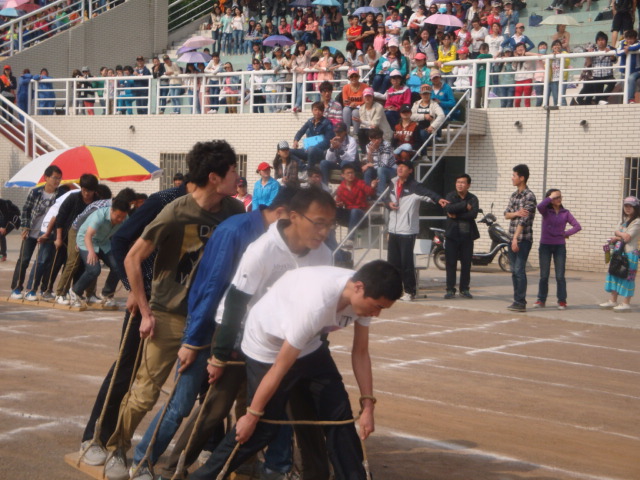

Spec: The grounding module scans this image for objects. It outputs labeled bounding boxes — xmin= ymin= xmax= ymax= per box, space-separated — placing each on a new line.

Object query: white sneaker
xmin=87 ymin=295 xmax=102 ymax=304
xmin=55 ymin=295 xmax=70 ymax=305
xmin=400 ymin=293 xmax=414 ymax=302
xmin=129 ymin=463 xmax=153 ymax=480
xmin=103 ymin=297 xmax=117 ymax=308
xmin=69 ymin=290 xmax=84 ymax=308
xmin=599 ymin=300 xmax=617 ymax=309
xmin=104 ymin=449 xmax=129 ymax=480
xmin=24 ymin=291 xmax=38 ymax=301
xmin=613 ymin=303 xmax=631 ymax=312
xmin=80 ymin=440 xmax=107 ymax=466
xmin=10 ymin=289 xmax=23 ymax=300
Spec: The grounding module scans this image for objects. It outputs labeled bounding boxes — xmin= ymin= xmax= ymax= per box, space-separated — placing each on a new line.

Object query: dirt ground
xmin=1 ymin=286 xmax=639 ymax=480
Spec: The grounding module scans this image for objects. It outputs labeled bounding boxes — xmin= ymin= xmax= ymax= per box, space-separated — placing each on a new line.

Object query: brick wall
xmin=0 ymin=0 xmax=168 ymax=79
xmin=1 ymin=105 xmax=638 ymax=272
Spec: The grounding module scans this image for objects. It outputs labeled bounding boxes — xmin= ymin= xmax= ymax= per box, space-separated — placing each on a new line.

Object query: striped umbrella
xmin=5 ymin=146 xmax=162 ymax=187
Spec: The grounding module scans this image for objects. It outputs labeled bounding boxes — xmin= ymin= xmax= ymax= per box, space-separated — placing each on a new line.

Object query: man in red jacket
xmin=335 ymin=164 xmax=378 ymax=235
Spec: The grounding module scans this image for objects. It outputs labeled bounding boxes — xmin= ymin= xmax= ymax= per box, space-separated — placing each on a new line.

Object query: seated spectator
xmin=362 ymin=126 xmax=396 ymax=196
xmin=320 ymin=122 xmax=359 ymax=184
xmin=372 ymin=38 xmax=408 ymax=93
xmin=501 ymin=23 xmax=535 ymax=52
xmin=234 ymin=177 xmax=252 ymax=212
xmin=292 ymin=9 xmax=306 ymax=41
xmin=291 ymin=101 xmax=334 ymax=167
xmin=452 ymin=47 xmax=473 ymax=90
xmin=414 ymin=28 xmax=438 ymax=63
xmin=318 ymin=80 xmax=343 ymax=126
xmin=430 ymin=69 xmax=457 ymax=118
xmin=382 ymin=69 xmax=412 ymax=129
xmin=357 ymin=87 xmax=393 ymax=151
xmin=332 ymin=52 xmax=349 ymax=81
xmin=407 ymin=53 xmax=431 ymax=98
xmin=305 ymin=166 xmax=332 ymax=193
xmin=393 ymin=104 xmax=420 ymax=149
xmin=411 ymin=84 xmax=445 ymax=146
xmin=302 ymin=14 xmax=320 ymax=44
xmin=273 ymin=141 xmax=300 ymax=187
xmin=345 ymin=41 xmax=365 ymax=67
xmin=364 ymin=44 xmax=381 ymax=70
xmin=316 ymin=46 xmax=335 ymax=84
xmin=407 ymin=5 xmax=428 ymax=39
xmin=373 ymin=24 xmax=388 ymax=54
xmin=401 ymin=37 xmax=417 ymax=69
xmin=342 ymin=68 xmax=367 ymax=135
xmin=577 ymin=32 xmax=617 ymax=105
xmin=279 ymin=17 xmax=292 ymax=36
xmin=252 ymin=162 xmax=281 ymax=210
xmin=335 ymin=164 xmax=378 ymax=233
xmin=616 ymin=29 xmax=640 ymax=104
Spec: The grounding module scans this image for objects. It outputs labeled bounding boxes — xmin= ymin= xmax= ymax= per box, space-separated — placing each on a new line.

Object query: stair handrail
xmin=0 ymin=95 xmax=69 ymax=156
xmin=168 ymin=0 xmax=210 ymax=32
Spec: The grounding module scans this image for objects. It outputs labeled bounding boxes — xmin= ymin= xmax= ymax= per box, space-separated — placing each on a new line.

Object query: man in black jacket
xmin=443 ymin=174 xmax=480 ymax=299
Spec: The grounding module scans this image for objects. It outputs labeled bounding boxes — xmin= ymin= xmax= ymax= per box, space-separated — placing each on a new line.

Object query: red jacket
xmin=336 ymin=179 xmax=376 ymax=210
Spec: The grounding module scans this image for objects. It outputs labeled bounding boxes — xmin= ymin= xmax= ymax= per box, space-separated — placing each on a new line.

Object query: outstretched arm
xmin=352 ymin=322 xmax=375 ymax=439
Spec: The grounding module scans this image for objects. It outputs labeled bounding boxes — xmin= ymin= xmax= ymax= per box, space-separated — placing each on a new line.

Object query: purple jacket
xmin=537 ymin=197 xmax=582 ymax=245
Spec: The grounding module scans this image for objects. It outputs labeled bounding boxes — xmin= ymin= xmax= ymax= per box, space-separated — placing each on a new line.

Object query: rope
xmin=130 ymin=372 xmax=183 ymax=479
xmin=170 ymin=383 xmax=216 ymax=480
xmin=77 ymin=311 xmax=138 ymax=466
xmin=44 ymin=246 xmax=59 ymax=298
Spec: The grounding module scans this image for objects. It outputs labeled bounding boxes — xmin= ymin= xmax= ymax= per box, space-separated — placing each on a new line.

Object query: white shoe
xmin=80 ymin=440 xmax=107 ymax=466
xmin=103 ymin=297 xmax=116 ymax=308
xmin=613 ymin=303 xmax=631 ymax=312
xmin=87 ymin=295 xmax=102 ymax=304
xmin=24 ymin=291 xmax=38 ymax=301
xmin=129 ymin=463 xmax=153 ymax=480
xmin=10 ymin=290 xmax=23 ymax=300
xmin=599 ymin=300 xmax=617 ymax=309
xmin=104 ymin=449 xmax=128 ymax=480
xmin=400 ymin=293 xmax=414 ymax=302
xmin=69 ymin=290 xmax=84 ymax=308
xmin=55 ymin=295 xmax=70 ymax=305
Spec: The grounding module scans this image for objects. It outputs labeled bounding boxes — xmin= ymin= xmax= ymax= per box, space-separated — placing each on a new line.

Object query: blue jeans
xmin=337 ymin=208 xmax=365 ymax=231
xmin=232 ymin=30 xmax=243 ymax=54
xmin=26 ymin=238 xmax=55 ymax=293
xmin=169 ymin=87 xmax=182 ymax=113
xmin=11 ymin=236 xmax=38 ymax=291
xmin=507 ymin=239 xmax=532 ymax=306
xmin=294 ymin=82 xmax=303 ymax=109
xmin=537 ymin=243 xmax=567 ymax=303
xmin=499 ymin=86 xmax=514 ymax=108
xmin=319 ymin=159 xmax=351 ymax=184
xmin=290 ymin=147 xmax=327 ymax=168
xmin=627 ymin=70 xmax=640 ymax=100
xmin=221 ymin=32 xmax=232 ymax=55
xmin=547 ymin=81 xmax=567 ymax=106
xmin=72 ymin=249 xmax=118 ymax=298
xmin=364 ymin=165 xmax=396 ymax=196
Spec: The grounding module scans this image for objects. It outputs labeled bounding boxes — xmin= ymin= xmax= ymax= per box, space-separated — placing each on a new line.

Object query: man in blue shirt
xmin=290 ymin=101 xmax=335 ymax=168
xmin=252 ymin=162 xmax=281 ymax=210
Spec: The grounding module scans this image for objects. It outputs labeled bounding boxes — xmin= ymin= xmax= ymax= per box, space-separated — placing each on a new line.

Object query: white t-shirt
xmin=41 ymin=190 xmax=76 ymax=233
xmin=242 ymin=266 xmax=371 ymax=363
xmin=215 ymin=219 xmax=332 ymax=324
xmin=384 ymin=19 xmax=403 ymax=42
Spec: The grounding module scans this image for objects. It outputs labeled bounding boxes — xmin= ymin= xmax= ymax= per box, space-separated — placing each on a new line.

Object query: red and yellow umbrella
xmin=5 ymin=146 xmax=162 ymax=187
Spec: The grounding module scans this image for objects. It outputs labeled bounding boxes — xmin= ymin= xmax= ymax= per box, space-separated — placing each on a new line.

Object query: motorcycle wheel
xmin=498 ymin=250 xmax=510 ymax=272
xmin=433 ymin=249 xmax=446 ymax=271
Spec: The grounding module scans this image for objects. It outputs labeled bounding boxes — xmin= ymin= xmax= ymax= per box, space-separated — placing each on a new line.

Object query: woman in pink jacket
xmin=382 ymin=69 xmax=411 ymax=129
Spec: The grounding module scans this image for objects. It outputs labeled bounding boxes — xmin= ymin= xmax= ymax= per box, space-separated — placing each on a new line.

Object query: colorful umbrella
xmin=0 ymin=7 xmax=26 ymax=16
xmin=311 ymin=0 xmax=340 ymax=6
xmin=177 ymin=50 xmax=212 ymax=64
xmin=4 ymin=0 xmax=30 ymax=8
xmin=262 ymin=35 xmax=295 ymax=48
xmin=5 ymin=146 xmax=162 ymax=187
xmin=425 ymin=13 xmax=464 ymax=28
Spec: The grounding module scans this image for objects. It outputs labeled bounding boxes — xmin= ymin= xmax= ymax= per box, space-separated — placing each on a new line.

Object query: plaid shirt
xmin=366 ymin=140 xmax=395 ymax=169
xmin=20 ymin=186 xmax=61 ymax=232
xmin=336 ymin=179 xmax=376 ymax=210
xmin=505 ymin=187 xmax=537 ymax=242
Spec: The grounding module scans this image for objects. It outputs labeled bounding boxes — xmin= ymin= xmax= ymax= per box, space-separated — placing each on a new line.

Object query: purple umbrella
xmin=353 ymin=6 xmax=379 ymax=16
xmin=181 ymin=35 xmax=215 ymax=50
xmin=262 ymin=35 xmax=295 ymax=48
xmin=177 ymin=51 xmax=212 ymax=64
xmin=425 ymin=13 xmax=464 ymax=28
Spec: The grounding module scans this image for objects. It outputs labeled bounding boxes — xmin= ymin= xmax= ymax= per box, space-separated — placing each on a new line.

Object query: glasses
xmin=49 ymin=175 xmax=62 ymax=182
xmin=300 ymin=213 xmax=337 ymax=231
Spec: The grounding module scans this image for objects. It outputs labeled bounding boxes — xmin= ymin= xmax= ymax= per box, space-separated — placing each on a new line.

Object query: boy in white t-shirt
xmin=189 ymin=260 xmax=402 ymax=480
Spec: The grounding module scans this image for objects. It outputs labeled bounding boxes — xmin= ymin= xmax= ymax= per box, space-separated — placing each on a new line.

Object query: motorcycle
xmin=430 ymin=205 xmax=511 ymax=272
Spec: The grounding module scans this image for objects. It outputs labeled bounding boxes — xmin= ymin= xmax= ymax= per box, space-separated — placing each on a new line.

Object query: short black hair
xmin=311 ymin=101 xmax=325 ymax=112
xmin=341 ymin=164 xmax=356 ymax=173
xmin=135 ymin=193 xmax=148 ymax=201
xmin=368 ymin=127 xmax=383 ymax=139
xmin=269 ymin=186 xmax=298 ymax=210
xmin=79 ymin=173 xmax=99 ymax=191
xmin=307 ymin=166 xmax=322 ymax=177
xmin=318 ymin=81 xmax=333 ymax=93
xmin=624 ymin=29 xmax=638 ymax=39
xmin=352 ymin=260 xmax=403 ymax=301
xmin=44 ymin=165 xmax=62 ymax=177
xmin=96 ymin=184 xmax=112 ymax=199
xmin=455 ymin=173 xmax=471 ymax=184
xmin=513 ymin=164 xmax=529 ymax=183
xmin=187 ymin=140 xmax=237 ymax=187
xmin=115 ymin=187 xmax=137 ymax=204
xmin=595 ymin=31 xmax=608 ymax=43
xmin=290 ymin=186 xmax=336 ymax=214
xmin=173 ymin=172 xmax=184 ymax=181
xmin=111 ymin=197 xmax=130 ymax=213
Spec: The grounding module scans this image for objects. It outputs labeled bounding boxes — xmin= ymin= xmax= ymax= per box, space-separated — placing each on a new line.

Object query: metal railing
xmin=168 ymin=0 xmax=210 ymax=32
xmin=0 ymin=94 xmax=69 ymax=157
xmin=0 ymin=0 xmax=124 ymax=56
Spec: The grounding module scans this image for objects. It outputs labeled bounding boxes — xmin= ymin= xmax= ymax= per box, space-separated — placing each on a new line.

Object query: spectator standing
xmin=252 ymin=162 xmax=280 ymax=209
xmin=504 ymin=164 xmax=537 ymax=312
xmin=133 ymin=55 xmax=151 ymax=114
xmin=360 ymin=12 xmax=377 ymax=52
xmin=548 ymin=40 xmax=570 ymax=106
xmin=0 ymin=65 xmax=17 ymax=109
xmin=231 ymin=7 xmax=245 ymax=55
xmin=346 ymin=15 xmax=363 ymax=51
xmin=552 ymin=24 xmax=571 ymax=52
xmin=77 ymin=67 xmax=96 ymax=115
xmin=210 ymin=5 xmax=223 ymax=53
xmin=512 ymin=42 xmax=539 ymax=108
xmin=599 ymin=196 xmax=640 ymax=312
xmin=475 ymin=43 xmax=493 ymax=107
xmin=435 ymin=33 xmax=458 ymax=85
xmin=502 ymin=23 xmax=535 ymax=52
xmin=162 ymin=56 xmax=183 ymax=114
xmin=32 ymin=68 xmax=56 ymax=115
xmin=534 ymin=189 xmax=582 ymax=310
xmin=497 ymin=47 xmax=516 ymax=107
xmin=485 ymin=23 xmax=504 ymax=58
xmin=443 ymin=174 xmax=480 ymax=299
xmin=291 ymin=41 xmax=312 ymax=112
xmin=611 ymin=0 xmax=636 ymax=48
xmin=234 ymin=177 xmax=252 ymax=211
xmin=470 ymin=18 xmax=489 ymax=58
xmin=499 ymin=1 xmax=519 ymax=38
xmin=615 ymin=29 xmax=640 ymax=103
xmin=0 ymin=198 xmax=20 ymax=262
xmin=220 ymin=7 xmax=234 ymax=55
xmin=578 ymin=32 xmax=617 ymax=105
xmin=385 ymin=8 xmax=403 ymax=43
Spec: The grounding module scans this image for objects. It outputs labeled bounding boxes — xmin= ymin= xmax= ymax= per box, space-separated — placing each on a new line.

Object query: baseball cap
xmin=237 ymin=177 xmax=248 ymax=187
xmin=399 ymin=104 xmax=412 ymax=113
xmin=387 ymin=38 xmax=399 ymax=48
xmin=623 ymin=196 xmax=640 ymax=207
xmin=457 ymin=46 xmax=469 ymax=55
xmin=394 ymin=143 xmax=415 ymax=155
xmin=162 ymin=54 xmax=170 ymax=60
xmin=263 ymin=57 xmax=272 ymax=64
xmin=420 ymin=83 xmax=433 ymax=93
xmin=389 ymin=69 xmax=402 ymax=77
xmin=277 ymin=140 xmax=290 ymax=150
xmin=430 ymin=69 xmax=442 ymax=78
xmin=363 ymin=87 xmax=374 ymax=96
xmin=414 ymin=52 xmax=426 ymax=61
xmin=136 ymin=55 xmax=144 ymax=61
xmin=3 ymin=65 xmax=10 ymax=70
xmin=348 ymin=67 xmax=359 ymax=77
xmin=256 ymin=162 xmax=272 ymax=173
xmin=274 ymin=46 xmax=282 ymax=52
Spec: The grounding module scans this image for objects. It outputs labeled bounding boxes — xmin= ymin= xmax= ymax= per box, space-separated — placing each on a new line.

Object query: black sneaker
xmin=507 ymin=302 xmax=526 ymax=312
xmin=444 ymin=290 xmax=456 ymax=299
xmin=459 ymin=290 xmax=473 ymax=299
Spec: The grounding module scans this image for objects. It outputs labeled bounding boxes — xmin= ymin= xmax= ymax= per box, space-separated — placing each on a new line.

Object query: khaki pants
xmin=107 ymin=310 xmax=184 ymax=452
xmin=55 ymin=229 xmax=97 ymax=297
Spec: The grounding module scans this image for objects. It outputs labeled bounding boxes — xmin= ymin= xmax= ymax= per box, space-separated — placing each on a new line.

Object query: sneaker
xmin=400 ymin=292 xmax=415 ymax=302
xmin=87 ymin=294 xmax=102 ymax=304
xmin=55 ymin=295 xmax=70 ymax=305
xmin=599 ymin=300 xmax=617 ymax=309
xmin=24 ymin=290 xmax=38 ymax=301
xmin=80 ymin=440 xmax=107 ymax=466
xmin=261 ymin=468 xmax=287 ymax=480
xmin=69 ymin=290 xmax=83 ymax=308
xmin=41 ymin=290 xmax=55 ymax=301
xmin=533 ymin=300 xmax=545 ymax=308
xmin=0 ymin=254 xmax=6 ymax=262
xmin=10 ymin=289 xmax=23 ymax=300
xmin=506 ymin=302 xmax=526 ymax=312
xmin=459 ymin=290 xmax=473 ymax=299
xmin=103 ymin=297 xmax=117 ymax=308
xmin=104 ymin=449 xmax=129 ymax=480
xmin=444 ymin=290 xmax=456 ymax=299
xmin=130 ymin=463 xmax=153 ymax=480
xmin=613 ymin=303 xmax=631 ymax=312
xmin=557 ymin=302 xmax=567 ymax=310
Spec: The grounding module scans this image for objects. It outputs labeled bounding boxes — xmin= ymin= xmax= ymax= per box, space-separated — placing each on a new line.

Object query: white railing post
xmin=240 ymin=74 xmax=246 ymax=114
xmin=471 ymin=62 xmax=477 ymax=108
xmin=291 ymin=72 xmax=297 ymax=111
xmin=249 ymin=71 xmax=254 ymax=113
xmin=483 ymin=58 xmax=491 ymax=109
xmin=9 ymin=24 xmax=15 ymax=56
xmin=623 ymin=59 xmax=630 ymax=104
xmin=558 ymin=55 xmax=565 ymax=107
xmin=542 ymin=57 xmax=550 ymax=108
xmin=17 ymin=20 xmax=23 ymax=52
xmin=301 ymin=75 xmax=307 ymax=112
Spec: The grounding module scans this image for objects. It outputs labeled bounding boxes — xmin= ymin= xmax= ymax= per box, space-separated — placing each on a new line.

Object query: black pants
xmin=82 ymin=310 xmax=142 ymax=444
xmin=190 ymin=345 xmax=365 ymax=480
xmin=445 ymin=237 xmax=474 ymax=292
xmin=387 ymin=233 xmax=417 ymax=296
xmin=577 ymin=75 xmax=615 ymax=105
xmin=10 ymin=236 xmax=37 ymax=291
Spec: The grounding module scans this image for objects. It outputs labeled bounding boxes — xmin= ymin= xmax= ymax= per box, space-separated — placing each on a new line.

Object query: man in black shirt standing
xmin=443 ymin=174 xmax=480 ymax=299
